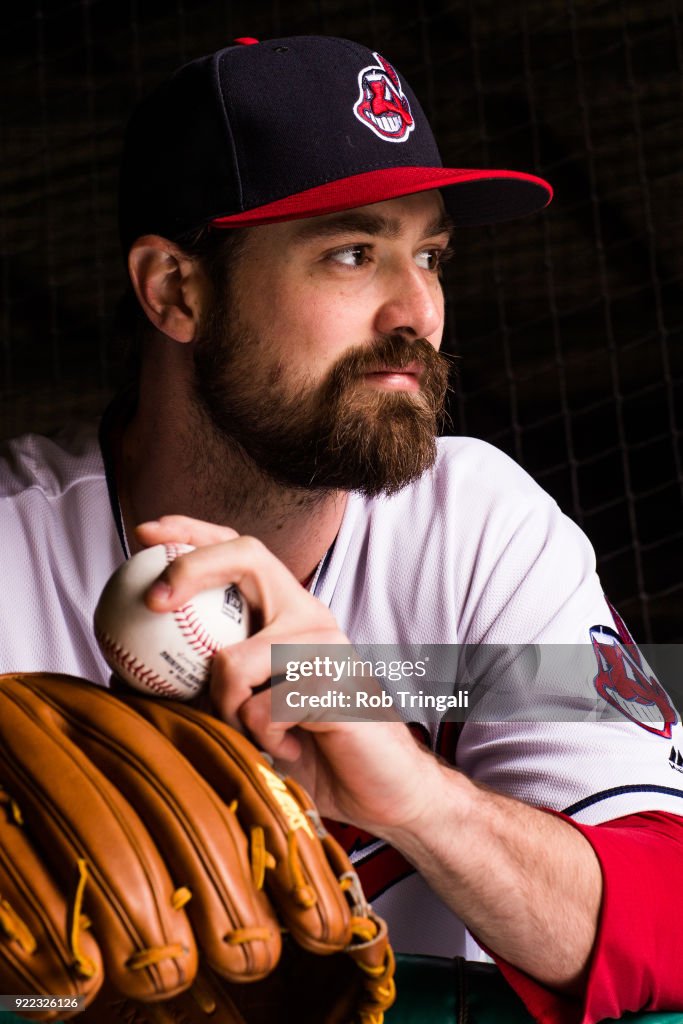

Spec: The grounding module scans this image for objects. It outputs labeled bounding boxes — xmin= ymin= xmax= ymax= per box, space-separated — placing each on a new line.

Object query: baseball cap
xmin=119 ymin=35 xmax=552 ymax=249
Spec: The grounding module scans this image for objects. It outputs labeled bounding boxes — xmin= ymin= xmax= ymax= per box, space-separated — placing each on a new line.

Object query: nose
xmin=373 ymin=261 xmax=444 ymax=342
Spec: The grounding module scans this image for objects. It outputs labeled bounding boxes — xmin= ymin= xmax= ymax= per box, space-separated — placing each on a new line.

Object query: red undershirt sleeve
xmin=488 ymin=810 xmax=683 ymax=1024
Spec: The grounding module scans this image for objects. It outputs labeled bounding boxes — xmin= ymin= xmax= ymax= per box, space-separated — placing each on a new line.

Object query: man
xmin=1 ymin=36 xmax=683 ymax=1023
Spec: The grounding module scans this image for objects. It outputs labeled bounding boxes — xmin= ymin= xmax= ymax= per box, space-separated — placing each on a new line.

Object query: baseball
xmin=94 ymin=543 xmax=250 ymax=700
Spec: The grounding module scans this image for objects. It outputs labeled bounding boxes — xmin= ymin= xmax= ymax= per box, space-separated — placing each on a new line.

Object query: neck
xmin=112 ymin=390 xmax=347 ymax=584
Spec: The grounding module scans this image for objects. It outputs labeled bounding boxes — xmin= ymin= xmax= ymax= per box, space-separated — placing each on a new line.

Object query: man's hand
xmin=135 ymin=515 xmax=439 ymax=836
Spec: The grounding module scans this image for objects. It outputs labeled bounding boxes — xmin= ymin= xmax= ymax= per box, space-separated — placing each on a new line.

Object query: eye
xmin=327 ymin=245 xmax=371 ymax=268
xmin=415 ymin=245 xmax=454 ymax=272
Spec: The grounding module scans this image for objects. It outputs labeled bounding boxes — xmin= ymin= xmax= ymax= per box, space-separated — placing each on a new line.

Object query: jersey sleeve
xmin=444 ymin=443 xmax=683 ymax=823
xmin=491 ymin=810 xmax=683 ymax=1024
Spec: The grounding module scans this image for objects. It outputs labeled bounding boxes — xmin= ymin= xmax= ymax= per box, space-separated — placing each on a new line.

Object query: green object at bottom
xmin=385 ymin=954 xmax=683 ymax=1024
xmin=386 ymin=955 xmax=530 ymax=1024
xmin=1 ymin=957 xmax=682 ymax=1023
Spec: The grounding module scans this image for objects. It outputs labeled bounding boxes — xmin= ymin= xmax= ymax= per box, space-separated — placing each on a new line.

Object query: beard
xmin=192 ymin=299 xmax=451 ymax=498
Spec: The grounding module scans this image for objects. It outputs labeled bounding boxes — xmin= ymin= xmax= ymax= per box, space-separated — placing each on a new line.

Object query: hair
xmin=110 ymin=224 xmax=248 ymax=395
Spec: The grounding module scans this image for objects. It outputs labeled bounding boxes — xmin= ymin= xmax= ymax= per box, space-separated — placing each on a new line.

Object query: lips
xmin=362 ymin=361 xmax=422 ymax=391
xmin=366 ymin=361 xmax=421 ymax=377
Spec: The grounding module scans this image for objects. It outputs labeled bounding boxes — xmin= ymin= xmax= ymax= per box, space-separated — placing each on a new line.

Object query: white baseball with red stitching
xmin=93 ymin=543 xmax=249 ymax=700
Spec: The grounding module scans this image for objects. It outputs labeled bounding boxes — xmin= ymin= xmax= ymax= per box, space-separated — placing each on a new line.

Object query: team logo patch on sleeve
xmin=354 ymin=52 xmax=415 ymax=142
xmin=590 ymin=624 xmax=678 ymax=738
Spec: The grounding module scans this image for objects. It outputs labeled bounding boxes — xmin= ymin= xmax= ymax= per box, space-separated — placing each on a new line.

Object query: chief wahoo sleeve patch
xmin=590 ymin=615 xmax=678 ymax=738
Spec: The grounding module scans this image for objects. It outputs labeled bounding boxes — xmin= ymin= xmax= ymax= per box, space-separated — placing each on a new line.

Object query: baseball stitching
xmin=94 ymin=624 xmax=194 ymax=698
xmin=173 ymin=604 xmax=221 ymax=658
xmin=164 ymin=544 xmax=223 ymax=659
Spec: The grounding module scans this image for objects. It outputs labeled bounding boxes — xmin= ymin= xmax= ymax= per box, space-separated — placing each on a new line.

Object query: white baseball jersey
xmin=1 ymin=420 xmax=681 ymax=961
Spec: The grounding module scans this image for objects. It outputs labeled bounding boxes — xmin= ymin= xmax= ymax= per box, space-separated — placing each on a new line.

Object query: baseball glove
xmin=0 ymin=672 xmax=395 ymax=1023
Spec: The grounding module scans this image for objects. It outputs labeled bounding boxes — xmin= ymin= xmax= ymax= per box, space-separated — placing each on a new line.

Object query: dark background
xmin=1 ymin=0 xmax=681 ymax=640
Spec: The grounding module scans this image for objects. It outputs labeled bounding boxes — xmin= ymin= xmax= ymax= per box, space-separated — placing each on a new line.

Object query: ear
xmin=127 ymin=236 xmax=206 ymax=343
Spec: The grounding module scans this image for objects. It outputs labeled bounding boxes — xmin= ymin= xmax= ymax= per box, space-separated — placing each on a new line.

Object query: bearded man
xmin=2 ymin=36 xmax=683 ymax=1024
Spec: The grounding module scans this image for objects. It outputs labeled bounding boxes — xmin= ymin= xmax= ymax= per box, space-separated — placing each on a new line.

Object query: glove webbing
xmin=349 ymin=917 xmax=396 ymax=1024
xmin=249 ymin=808 xmax=396 ymax=1024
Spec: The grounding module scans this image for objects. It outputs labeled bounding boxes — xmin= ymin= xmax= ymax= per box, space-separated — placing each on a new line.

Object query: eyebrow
xmin=290 ymin=209 xmax=454 ymax=243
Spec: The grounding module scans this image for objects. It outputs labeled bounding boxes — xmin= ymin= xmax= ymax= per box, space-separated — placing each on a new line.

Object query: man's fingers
xmin=209 ymin=626 xmax=349 ymax=725
xmin=238 ymin=691 xmax=304 ymax=762
xmin=140 ymin=531 xmax=331 ymax=626
xmin=136 ymin=515 xmax=240 ymax=547
xmin=141 ymin=539 xmax=259 ymax=611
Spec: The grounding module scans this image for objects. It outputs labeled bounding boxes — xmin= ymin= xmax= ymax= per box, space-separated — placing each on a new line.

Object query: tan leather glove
xmin=0 ymin=673 xmax=395 ymax=1023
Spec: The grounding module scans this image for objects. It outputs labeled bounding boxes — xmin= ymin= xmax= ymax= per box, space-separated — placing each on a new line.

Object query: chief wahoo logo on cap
xmin=353 ymin=52 xmax=415 ymax=143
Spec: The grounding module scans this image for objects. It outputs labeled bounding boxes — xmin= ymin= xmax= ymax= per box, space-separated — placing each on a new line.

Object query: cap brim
xmin=210 ymin=167 xmax=552 ymax=229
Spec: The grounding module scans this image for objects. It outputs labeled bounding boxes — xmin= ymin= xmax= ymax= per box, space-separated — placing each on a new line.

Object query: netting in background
xmin=1 ymin=0 xmax=681 ymax=640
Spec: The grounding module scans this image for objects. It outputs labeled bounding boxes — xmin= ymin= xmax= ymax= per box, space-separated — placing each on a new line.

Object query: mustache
xmin=326 ymin=333 xmax=448 ymax=385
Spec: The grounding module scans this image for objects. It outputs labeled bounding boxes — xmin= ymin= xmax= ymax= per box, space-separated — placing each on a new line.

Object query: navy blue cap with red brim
xmin=119 ymin=36 xmax=552 ymax=248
